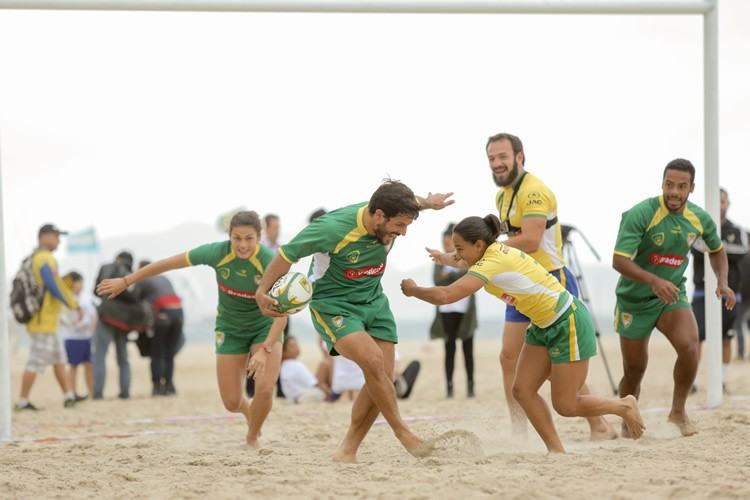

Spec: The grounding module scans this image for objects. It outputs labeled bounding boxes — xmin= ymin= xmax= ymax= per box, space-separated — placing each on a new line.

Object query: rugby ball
xmin=268 ymin=272 xmax=313 ymax=314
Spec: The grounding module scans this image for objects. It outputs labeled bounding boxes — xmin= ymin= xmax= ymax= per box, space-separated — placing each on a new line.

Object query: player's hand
xmin=400 ymin=278 xmax=418 ymax=296
xmin=96 ymin=277 xmax=128 ymax=299
xmin=716 ymin=285 xmax=736 ymax=310
xmin=247 ymin=349 xmax=267 ymax=380
xmin=426 ymin=247 xmax=454 ymax=266
xmin=650 ymin=278 xmax=680 ymax=304
xmin=255 ymin=290 xmax=286 ymax=318
xmin=422 ymin=192 xmax=455 ymax=210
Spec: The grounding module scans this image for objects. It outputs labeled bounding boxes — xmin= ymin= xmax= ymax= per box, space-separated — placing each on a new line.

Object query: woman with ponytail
xmin=401 ymin=214 xmax=645 ymax=453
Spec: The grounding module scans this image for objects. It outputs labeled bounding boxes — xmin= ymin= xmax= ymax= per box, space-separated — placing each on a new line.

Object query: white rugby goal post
xmin=0 ymin=0 xmax=722 ymax=442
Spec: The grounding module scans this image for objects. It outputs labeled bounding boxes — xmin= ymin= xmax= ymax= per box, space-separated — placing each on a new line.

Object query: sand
xmin=2 ymin=334 xmax=750 ymax=499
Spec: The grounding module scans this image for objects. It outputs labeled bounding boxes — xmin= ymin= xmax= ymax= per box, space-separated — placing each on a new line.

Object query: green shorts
xmin=615 ymin=290 xmax=690 ymax=341
xmin=525 ymin=298 xmax=597 ymax=364
xmin=309 ymin=294 xmax=397 ymax=355
xmin=214 ymin=317 xmax=279 ymax=355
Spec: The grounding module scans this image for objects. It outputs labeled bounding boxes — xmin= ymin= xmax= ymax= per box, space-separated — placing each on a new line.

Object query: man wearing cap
xmin=15 ymin=224 xmax=81 ymax=410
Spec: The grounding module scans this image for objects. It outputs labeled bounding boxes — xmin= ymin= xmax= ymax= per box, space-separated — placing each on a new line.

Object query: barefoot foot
xmin=621 ymin=395 xmax=645 ymax=439
xmin=668 ymin=413 xmax=698 ymax=436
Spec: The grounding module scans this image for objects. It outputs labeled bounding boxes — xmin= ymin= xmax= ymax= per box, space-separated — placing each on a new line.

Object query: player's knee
xmin=552 ymin=397 xmax=578 ymax=417
xmin=500 ymin=349 xmax=518 ymax=373
xmin=253 ymin=383 xmax=275 ymax=402
xmin=222 ymin=396 xmax=243 ymax=413
xmin=359 ymin=350 xmax=385 ymax=377
xmin=622 ymin=360 xmax=647 ymax=380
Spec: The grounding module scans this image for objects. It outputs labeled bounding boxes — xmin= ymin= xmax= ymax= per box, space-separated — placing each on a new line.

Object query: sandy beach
xmin=2 ymin=334 xmax=749 ymax=499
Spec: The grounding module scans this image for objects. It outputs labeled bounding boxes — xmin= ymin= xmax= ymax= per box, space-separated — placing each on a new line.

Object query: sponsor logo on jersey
xmin=344 ymin=263 xmax=385 ymax=280
xmin=621 ymin=312 xmax=633 ymax=329
xmin=332 ymin=316 xmax=344 ymax=330
xmin=254 ymin=275 xmax=262 ymax=285
xmin=218 ymin=282 xmax=256 ymax=299
xmin=215 ymin=331 xmax=225 ymax=346
xmin=671 ymin=225 xmax=682 ymax=235
xmin=235 ymin=269 xmax=248 ymax=278
xmin=345 ymin=250 xmax=361 ymax=264
xmin=500 ymin=293 xmax=517 ymax=305
xmin=651 ymin=232 xmax=665 ymax=246
xmin=525 ymin=192 xmax=544 ymax=207
xmin=550 ymin=347 xmax=561 ymax=357
xmin=649 ymin=253 xmax=684 ymax=267
xmin=219 ymin=267 xmax=231 ymax=280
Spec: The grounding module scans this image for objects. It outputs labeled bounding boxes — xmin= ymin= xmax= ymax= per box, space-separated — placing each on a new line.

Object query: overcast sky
xmin=1 ymin=1 xmax=748 ymax=278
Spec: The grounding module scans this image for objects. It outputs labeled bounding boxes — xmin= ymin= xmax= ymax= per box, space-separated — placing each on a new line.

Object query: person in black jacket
xmin=429 ymin=223 xmax=477 ymax=398
xmin=92 ymin=251 xmax=146 ymax=399
xmin=134 ymin=260 xmax=184 ymax=396
xmin=691 ymin=189 xmax=748 ymax=390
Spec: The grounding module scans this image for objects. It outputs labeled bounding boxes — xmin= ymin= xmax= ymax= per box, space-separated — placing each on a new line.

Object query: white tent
xmin=0 ymin=0 xmax=723 ymax=442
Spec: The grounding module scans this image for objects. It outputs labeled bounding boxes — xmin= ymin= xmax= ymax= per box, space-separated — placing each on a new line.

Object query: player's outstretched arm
xmin=707 ymin=247 xmax=736 ymax=310
xmin=255 ymin=255 xmax=292 ymax=318
xmin=96 ymin=253 xmax=189 ymax=299
xmin=426 ymin=247 xmax=468 ymax=270
xmin=416 ymin=192 xmax=455 ymax=211
xmin=612 ymin=254 xmax=679 ymax=305
xmin=401 ymin=274 xmax=483 ymax=305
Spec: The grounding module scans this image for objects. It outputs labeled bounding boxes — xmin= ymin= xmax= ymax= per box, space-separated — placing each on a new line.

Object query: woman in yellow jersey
xmin=97 ymin=211 xmax=286 ymax=449
xmin=401 ymin=214 xmax=645 ymax=453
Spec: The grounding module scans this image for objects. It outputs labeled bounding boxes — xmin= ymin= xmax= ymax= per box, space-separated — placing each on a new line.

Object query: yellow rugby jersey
xmin=468 ymin=242 xmax=573 ymax=328
xmin=495 ymin=171 xmax=565 ymax=272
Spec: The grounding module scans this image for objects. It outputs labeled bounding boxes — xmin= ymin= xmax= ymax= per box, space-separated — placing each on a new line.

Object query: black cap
xmin=38 ymin=224 xmax=68 ymax=237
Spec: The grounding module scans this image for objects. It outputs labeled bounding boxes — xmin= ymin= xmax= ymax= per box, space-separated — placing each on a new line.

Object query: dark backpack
xmin=10 ymin=252 xmax=44 ymax=324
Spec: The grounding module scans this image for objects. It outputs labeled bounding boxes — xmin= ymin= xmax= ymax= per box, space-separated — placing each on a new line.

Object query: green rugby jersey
xmin=186 ymin=241 xmax=274 ymax=332
xmin=279 ymin=202 xmax=390 ymax=305
xmin=614 ymin=196 xmax=723 ymax=299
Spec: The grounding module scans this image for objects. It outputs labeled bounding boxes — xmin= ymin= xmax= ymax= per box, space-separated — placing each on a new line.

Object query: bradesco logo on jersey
xmin=343 ymin=263 xmax=386 ymax=280
xmin=649 ymin=253 xmax=685 ymax=268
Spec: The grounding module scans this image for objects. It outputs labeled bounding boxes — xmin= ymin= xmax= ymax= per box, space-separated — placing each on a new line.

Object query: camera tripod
xmin=561 ymin=224 xmax=619 ymax=395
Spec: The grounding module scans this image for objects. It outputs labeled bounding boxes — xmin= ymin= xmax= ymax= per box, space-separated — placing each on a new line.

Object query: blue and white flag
xmin=66 ymin=227 xmax=100 ymax=254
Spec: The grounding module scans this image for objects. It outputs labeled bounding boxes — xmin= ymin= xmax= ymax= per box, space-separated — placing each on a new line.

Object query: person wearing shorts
xmin=486 ymin=132 xmax=612 ymax=438
xmin=402 ymin=214 xmax=644 ymax=454
xmin=97 ymin=211 xmax=286 ymax=448
xmin=16 ymin=224 xmax=80 ymax=411
xmin=613 ymin=159 xmax=735 ymax=437
xmin=59 ymin=271 xmax=97 ymax=401
xmin=256 ymin=180 xmax=453 ymax=462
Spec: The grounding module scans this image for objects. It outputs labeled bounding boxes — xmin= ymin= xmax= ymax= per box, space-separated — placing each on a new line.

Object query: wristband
xmin=123 ymin=276 xmax=130 ymax=287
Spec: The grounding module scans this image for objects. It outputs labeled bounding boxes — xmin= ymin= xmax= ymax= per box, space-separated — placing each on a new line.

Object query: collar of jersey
xmin=219 ymin=244 xmax=261 ymax=267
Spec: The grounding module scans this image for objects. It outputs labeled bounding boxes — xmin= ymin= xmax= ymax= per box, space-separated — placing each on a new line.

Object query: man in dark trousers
xmin=134 ymin=260 xmax=184 ymax=396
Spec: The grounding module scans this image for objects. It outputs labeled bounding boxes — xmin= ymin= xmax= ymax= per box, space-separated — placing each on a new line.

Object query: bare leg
xmin=500 ymin=321 xmax=529 ymax=435
xmin=245 ymin=342 xmax=282 ymax=448
xmin=578 ymin=383 xmax=617 ymax=440
xmin=216 ymin=353 xmax=260 ymax=446
xmin=656 ymin=309 xmax=700 ymax=436
xmin=550 ymin=360 xmax=644 ymax=440
xmin=334 ymin=333 xmax=422 ymax=461
xmin=617 ymin=335 xmax=650 ymax=438
xmin=19 ymin=371 xmax=36 ymax=400
xmin=83 ymin=362 xmax=94 ymax=396
xmin=53 ymin=363 xmax=73 ymax=395
xmin=68 ymin=365 xmax=78 ymax=395
xmin=511 ymin=344 xmax=562 ymax=453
